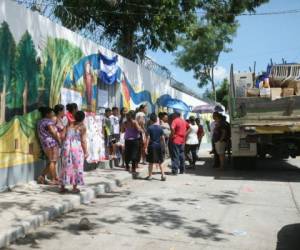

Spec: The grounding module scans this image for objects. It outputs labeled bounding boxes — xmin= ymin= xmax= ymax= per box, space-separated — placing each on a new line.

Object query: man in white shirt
xmin=109 ymin=107 xmax=120 ymax=158
xmin=136 ymin=104 xmax=147 ymax=128
xmin=135 ymin=104 xmax=148 ymax=164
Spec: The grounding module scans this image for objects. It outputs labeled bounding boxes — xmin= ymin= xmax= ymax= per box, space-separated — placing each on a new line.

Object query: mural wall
xmin=0 ymin=0 xmax=206 ymax=189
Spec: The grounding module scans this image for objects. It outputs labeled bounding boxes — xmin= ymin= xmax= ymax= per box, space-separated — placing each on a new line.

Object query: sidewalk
xmin=0 ymin=164 xmax=148 ymax=248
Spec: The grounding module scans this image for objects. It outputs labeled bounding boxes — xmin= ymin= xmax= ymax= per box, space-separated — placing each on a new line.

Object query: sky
xmin=147 ymin=0 xmax=300 ymax=95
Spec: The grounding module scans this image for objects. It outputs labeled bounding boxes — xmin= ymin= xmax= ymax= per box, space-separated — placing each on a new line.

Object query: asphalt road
xmin=6 ymin=157 xmax=300 ymax=250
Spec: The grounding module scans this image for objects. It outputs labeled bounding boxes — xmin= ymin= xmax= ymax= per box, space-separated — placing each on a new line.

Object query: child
xmin=66 ymin=103 xmax=78 ymax=125
xmin=144 ymin=113 xmax=166 ymax=181
xmin=60 ymin=111 xmax=88 ymax=193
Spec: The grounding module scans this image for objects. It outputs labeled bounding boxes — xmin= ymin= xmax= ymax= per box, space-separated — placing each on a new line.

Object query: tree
xmin=175 ymin=0 xmax=268 ymax=99
xmin=33 ymin=0 xmax=198 ymax=61
xmin=43 ymin=38 xmax=83 ymax=107
xmin=16 ymin=31 xmax=39 ymax=114
xmin=204 ymin=78 xmax=229 ymax=109
xmin=42 ymin=55 xmax=53 ymax=106
xmin=0 ymin=22 xmax=16 ymax=123
xmin=176 ymin=22 xmax=236 ymax=101
xmin=20 ymin=0 xmax=268 ymax=66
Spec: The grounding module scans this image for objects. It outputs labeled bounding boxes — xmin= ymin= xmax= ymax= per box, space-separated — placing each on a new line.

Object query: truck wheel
xmin=232 ymin=157 xmax=257 ymax=170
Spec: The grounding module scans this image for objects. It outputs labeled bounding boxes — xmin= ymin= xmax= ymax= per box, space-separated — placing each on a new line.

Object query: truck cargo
xmin=229 ymin=64 xmax=300 ymax=167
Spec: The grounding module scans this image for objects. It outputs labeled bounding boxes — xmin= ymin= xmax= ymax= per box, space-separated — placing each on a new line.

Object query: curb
xmin=0 ymin=170 xmax=145 ymax=248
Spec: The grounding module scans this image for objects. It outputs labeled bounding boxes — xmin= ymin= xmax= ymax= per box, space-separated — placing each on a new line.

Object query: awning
xmin=192 ymin=104 xmax=224 ymax=113
xmin=157 ymin=95 xmax=191 ymax=112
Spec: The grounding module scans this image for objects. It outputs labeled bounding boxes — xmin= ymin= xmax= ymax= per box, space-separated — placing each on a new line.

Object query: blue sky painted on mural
xmin=148 ymin=0 xmax=300 ymax=95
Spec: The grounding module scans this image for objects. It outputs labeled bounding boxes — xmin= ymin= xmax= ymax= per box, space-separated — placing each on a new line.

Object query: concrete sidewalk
xmin=0 ymin=164 xmax=148 ymax=248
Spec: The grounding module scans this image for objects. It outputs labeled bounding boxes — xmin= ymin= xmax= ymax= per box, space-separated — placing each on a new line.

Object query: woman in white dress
xmin=185 ymin=116 xmax=199 ymax=168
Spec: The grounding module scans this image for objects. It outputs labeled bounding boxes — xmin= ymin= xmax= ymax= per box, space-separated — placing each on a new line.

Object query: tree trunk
xmin=211 ymin=66 xmax=216 ymax=102
xmin=0 ymin=77 xmax=7 ymax=124
xmin=23 ymin=81 xmax=28 ymax=114
xmin=120 ymin=20 xmax=135 ymax=60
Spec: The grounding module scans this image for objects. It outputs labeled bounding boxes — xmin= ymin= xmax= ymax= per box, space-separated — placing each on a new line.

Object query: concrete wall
xmin=0 ymin=0 xmax=206 ymax=191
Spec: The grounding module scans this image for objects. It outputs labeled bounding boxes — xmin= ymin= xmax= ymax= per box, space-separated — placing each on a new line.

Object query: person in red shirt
xmin=170 ymin=112 xmax=189 ymax=175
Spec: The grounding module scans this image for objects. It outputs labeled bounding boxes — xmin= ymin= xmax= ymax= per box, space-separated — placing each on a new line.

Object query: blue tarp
xmin=157 ymin=94 xmax=190 ymax=112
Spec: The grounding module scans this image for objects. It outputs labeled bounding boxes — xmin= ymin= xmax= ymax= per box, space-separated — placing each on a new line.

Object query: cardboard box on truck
xmin=246 ymin=88 xmax=259 ymax=97
xmin=287 ymin=81 xmax=300 ymax=96
xmin=271 ymin=88 xmax=282 ymax=100
xmin=282 ymin=88 xmax=294 ymax=97
xmin=260 ymin=88 xmax=271 ymax=98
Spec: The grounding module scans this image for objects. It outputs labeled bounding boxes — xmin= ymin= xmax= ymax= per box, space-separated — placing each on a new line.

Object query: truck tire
xmin=232 ymin=156 xmax=257 ymax=170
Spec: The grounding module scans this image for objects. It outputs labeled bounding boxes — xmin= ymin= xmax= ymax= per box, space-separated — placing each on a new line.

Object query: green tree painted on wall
xmin=42 ymin=55 xmax=53 ymax=106
xmin=16 ymin=31 xmax=39 ymax=114
xmin=0 ymin=21 xmax=16 ymax=123
xmin=45 ymin=38 xmax=83 ymax=107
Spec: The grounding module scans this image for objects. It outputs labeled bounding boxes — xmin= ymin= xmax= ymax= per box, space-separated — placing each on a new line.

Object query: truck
xmin=229 ymin=64 xmax=300 ymax=167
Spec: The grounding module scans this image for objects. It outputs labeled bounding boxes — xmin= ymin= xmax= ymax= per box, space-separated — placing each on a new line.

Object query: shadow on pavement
xmin=185 ymin=157 xmax=300 ymax=183
xmin=0 ymin=200 xmax=36 ymax=211
xmin=127 ymin=201 xmax=228 ymax=241
xmin=14 ymin=231 xmax=56 ymax=248
xmin=206 ymin=191 xmax=239 ymax=205
xmin=276 ymin=223 xmax=300 ymax=250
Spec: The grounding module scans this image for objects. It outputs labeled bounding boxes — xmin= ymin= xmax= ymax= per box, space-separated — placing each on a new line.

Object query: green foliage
xmin=52 ymin=0 xmax=197 ymax=60
xmin=176 ymin=0 xmax=268 ymax=89
xmin=16 ymin=31 xmax=39 ymax=107
xmin=205 ymin=78 xmax=229 ymax=109
xmin=18 ymin=110 xmax=41 ymax=137
xmin=42 ymin=54 xmax=53 ymax=106
xmin=176 ymin=22 xmax=236 ymax=88
xmin=0 ymin=119 xmax=13 ymax=137
xmin=43 ymin=38 xmax=83 ymax=106
xmin=0 ymin=22 xmax=16 ymax=89
xmin=0 ymin=21 xmax=16 ymax=108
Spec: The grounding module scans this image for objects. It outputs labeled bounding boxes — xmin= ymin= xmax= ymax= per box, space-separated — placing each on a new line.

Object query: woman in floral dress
xmin=54 ymin=104 xmax=66 ymax=178
xmin=60 ymin=111 xmax=88 ymax=193
xmin=37 ymin=107 xmax=61 ymax=185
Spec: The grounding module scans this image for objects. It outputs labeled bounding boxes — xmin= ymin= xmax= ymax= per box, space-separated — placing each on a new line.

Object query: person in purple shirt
xmin=121 ymin=110 xmax=143 ymax=175
xmin=37 ymin=107 xmax=61 ymax=185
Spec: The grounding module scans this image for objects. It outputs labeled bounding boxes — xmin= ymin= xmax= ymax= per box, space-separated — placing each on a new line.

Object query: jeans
xmin=170 ymin=143 xmax=185 ymax=173
xmin=185 ymin=144 xmax=198 ymax=166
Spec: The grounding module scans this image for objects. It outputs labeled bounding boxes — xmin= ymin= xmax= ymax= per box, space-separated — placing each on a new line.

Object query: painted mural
xmin=0 ymin=22 xmax=96 ymax=168
xmin=0 ymin=20 xmax=156 ymax=170
xmin=0 ymin=0 xmax=207 ymax=189
xmin=120 ymin=73 xmax=156 ymax=112
xmin=0 ymin=23 xmax=41 ymax=168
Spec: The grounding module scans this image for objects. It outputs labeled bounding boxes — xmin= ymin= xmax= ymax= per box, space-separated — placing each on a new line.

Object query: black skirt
xmin=125 ymin=139 xmax=141 ymax=164
xmin=147 ymin=146 xmax=163 ymax=164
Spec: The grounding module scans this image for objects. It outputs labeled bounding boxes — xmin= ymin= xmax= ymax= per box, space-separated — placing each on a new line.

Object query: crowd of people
xmin=96 ymin=104 xmax=209 ymax=179
xmin=36 ymin=102 xmax=229 ymax=193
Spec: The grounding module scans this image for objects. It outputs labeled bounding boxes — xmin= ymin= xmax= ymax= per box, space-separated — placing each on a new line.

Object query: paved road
xmin=6 ymin=157 xmax=300 ymax=250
